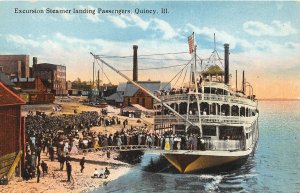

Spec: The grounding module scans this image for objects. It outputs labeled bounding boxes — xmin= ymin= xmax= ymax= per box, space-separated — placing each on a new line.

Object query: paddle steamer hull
xmin=163 ymin=148 xmax=253 ymax=173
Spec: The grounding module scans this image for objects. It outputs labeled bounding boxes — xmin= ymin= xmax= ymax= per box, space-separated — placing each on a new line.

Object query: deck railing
xmin=154 ymin=93 xmax=256 ymax=107
xmin=154 ymin=115 xmax=256 ymax=125
xmin=206 ymin=140 xmax=244 ymax=151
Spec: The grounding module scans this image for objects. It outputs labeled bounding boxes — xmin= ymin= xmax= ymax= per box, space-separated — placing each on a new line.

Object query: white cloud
xmin=126 ymin=15 xmax=149 ymax=30
xmin=108 ymin=14 xmax=150 ymax=30
xmin=108 ymin=16 xmax=127 ymax=28
xmin=186 ymin=23 xmax=252 ymax=49
xmin=107 ymin=15 xmax=177 ymax=40
xmin=6 ymin=34 xmax=39 ymax=47
xmin=151 ymin=18 xmax=178 ymax=40
xmin=78 ymin=5 xmax=100 ymax=23
xmin=243 ymin=20 xmax=298 ymax=36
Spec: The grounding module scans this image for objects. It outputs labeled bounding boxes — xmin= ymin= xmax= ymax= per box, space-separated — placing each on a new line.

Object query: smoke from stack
xmin=224 ymin=44 xmax=229 ymax=85
xmin=133 ymin=45 xmax=138 ymax=81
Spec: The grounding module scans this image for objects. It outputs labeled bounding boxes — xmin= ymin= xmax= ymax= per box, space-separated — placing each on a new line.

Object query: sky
xmin=0 ymin=1 xmax=299 ymax=99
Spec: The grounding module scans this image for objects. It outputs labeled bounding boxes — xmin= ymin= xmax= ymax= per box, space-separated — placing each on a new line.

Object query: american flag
xmin=188 ymin=32 xmax=195 ymax=54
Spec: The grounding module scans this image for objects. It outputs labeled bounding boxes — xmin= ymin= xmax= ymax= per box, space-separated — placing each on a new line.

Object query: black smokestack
xmin=33 ymin=57 xmax=37 ymax=66
xmin=133 ymin=45 xmax=138 ymax=81
xmin=242 ymin=70 xmax=245 ymax=94
xmin=224 ymin=44 xmax=229 ymax=85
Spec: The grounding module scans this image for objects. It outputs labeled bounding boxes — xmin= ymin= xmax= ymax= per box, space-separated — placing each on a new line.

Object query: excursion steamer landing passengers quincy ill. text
xmin=14 ymin=8 xmax=167 ymax=15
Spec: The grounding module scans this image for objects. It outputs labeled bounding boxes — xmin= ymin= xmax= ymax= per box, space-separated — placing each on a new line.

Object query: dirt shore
xmin=1 ymin=151 xmax=131 ymax=193
xmin=1 ymin=97 xmax=154 ymax=193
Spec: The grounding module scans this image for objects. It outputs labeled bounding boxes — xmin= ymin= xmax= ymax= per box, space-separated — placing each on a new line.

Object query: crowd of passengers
xmin=23 ymin=111 xmax=120 ymax=181
xmin=23 ymin=110 xmax=247 ymax=181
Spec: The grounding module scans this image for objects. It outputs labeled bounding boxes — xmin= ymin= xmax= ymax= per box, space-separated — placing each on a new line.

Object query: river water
xmin=92 ymin=100 xmax=300 ymax=193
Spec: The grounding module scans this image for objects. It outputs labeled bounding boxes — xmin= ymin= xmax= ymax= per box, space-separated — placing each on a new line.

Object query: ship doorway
xmin=187 ymin=125 xmax=201 ymax=135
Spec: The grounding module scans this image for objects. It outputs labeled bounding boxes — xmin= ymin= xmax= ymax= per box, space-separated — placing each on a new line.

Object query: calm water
xmin=92 ymin=100 xmax=300 ymax=193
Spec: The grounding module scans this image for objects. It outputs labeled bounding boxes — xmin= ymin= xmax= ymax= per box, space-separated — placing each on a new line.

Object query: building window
xmin=0 ymin=66 xmax=3 ymax=72
xmin=136 ymin=98 xmax=139 ymax=104
xmin=142 ymin=98 xmax=145 ymax=107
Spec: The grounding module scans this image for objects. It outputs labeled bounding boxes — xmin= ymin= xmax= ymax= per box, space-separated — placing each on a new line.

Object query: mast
xmin=193 ymin=40 xmax=202 ymax=136
xmin=93 ymin=60 xmax=95 ymax=87
xmin=90 ymin=52 xmax=195 ymax=127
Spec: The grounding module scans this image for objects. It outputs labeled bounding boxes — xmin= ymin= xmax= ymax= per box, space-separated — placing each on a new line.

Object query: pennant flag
xmin=188 ymin=32 xmax=195 ymax=54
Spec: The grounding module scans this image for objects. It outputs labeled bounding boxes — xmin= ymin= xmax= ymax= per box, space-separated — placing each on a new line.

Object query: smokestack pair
xmin=133 ymin=45 xmax=138 ymax=81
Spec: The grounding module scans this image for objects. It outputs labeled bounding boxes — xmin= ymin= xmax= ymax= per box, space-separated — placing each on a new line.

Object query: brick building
xmin=33 ymin=63 xmax=67 ymax=95
xmin=122 ymin=81 xmax=171 ymax=109
xmin=0 ymin=55 xmax=30 ymax=78
xmin=0 ymin=82 xmax=26 ymax=180
xmin=11 ymin=77 xmax=54 ymax=104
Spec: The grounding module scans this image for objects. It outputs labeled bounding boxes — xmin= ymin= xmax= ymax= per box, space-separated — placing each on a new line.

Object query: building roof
xmin=0 ymin=72 xmax=15 ymax=86
xmin=0 ymin=81 xmax=26 ymax=106
xmin=123 ymin=81 xmax=171 ymax=97
xmin=131 ymin=104 xmax=156 ymax=113
xmin=117 ymin=82 xmax=127 ymax=92
xmin=105 ymin=92 xmax=124 ymax=103
xmin=122 ymin=106 xmax=141 ymax=112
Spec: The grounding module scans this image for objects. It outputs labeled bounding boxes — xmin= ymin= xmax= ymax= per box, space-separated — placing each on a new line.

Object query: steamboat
xmin=91 ymin=33 xmax=259 ymax=173
xmin=153 ymin=34 xmax=258 ymax=173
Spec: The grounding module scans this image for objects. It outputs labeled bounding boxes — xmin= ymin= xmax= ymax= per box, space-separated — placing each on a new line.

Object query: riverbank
xmin=1 ymin=151 xmax=131 ymax=193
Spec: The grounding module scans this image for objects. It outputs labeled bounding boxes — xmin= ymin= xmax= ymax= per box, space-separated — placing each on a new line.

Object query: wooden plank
xmin=7 ymin=150 xmax=22 ymax=180
xmin=0 ymin=159 xmax=15 ymax=169
xmin=0 ymin=165 xmax=10 ymax=177
xmin=0 ymin=152 xmax=17 ymax=162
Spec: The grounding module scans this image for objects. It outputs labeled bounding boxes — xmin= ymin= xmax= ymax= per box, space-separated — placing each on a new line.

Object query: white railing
xmin=209 ymin=140 xmax=244 ymax=151
xmin=154 ymin=93 xmax=256 ymax=107
xmin=154 ymin=115 xmax=256 ymax=125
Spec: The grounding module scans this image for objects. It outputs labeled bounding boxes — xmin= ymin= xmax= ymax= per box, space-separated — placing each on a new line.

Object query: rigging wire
xmin=95 ymin=58 xmax=112 ymax=84
xmin=173 ymin=66 xmax=184 ymax=88
xmin=106 ymin=57 xmax=190 ymax=62
xmin=119 ymin=64 xmax=186 ymax=72
xmin=161 ymin=59 xmax=192 ymax=90
xmin=181 ymin=65 xmax=188 ymax=87
xmin=97 ymin=51 xmax=189 ymax=59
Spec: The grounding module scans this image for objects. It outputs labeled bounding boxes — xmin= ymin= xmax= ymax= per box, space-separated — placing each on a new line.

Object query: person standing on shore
xmin=59 ymin=155 xmax=66 ymax=171
xmin=36 ymin=164 xmax=41 ymax=183
xmin=66 ymin=161 xmax=72 ymax=182
xmin=49 ymin=146 xmax=54 ymax=161
xmin=80 ymin=157 xmax=85 ymax=173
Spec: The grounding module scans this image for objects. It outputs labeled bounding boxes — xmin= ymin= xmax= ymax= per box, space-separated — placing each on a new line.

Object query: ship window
xmin=219 ymin=126 xmax=243 ymax=140
xmin=202 ymin=125 xmax=216 ymax=136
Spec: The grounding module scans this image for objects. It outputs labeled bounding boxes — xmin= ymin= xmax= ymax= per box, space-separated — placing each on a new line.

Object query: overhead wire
xmin=119 ymin=64 xmax=186 ymax=72
xmin=97 ymin=51 xmax=189 ymax=59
